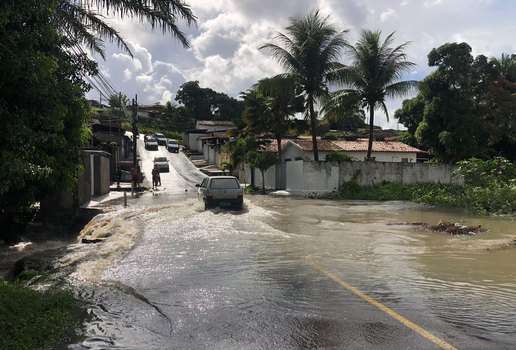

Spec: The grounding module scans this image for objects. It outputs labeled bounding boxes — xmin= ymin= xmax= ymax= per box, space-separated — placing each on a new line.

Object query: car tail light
xmin=206 ymin=191 xmax=213 ymax=200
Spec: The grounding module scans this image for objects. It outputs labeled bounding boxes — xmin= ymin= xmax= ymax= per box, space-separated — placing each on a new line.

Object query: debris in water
xmin=388 ymin=220 xmax=487 ymax=235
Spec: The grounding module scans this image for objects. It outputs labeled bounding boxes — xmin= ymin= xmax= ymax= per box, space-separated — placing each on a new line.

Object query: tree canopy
xmin=260 ymin=10 xmax=348 ymax=160
xmin=175 ymin=81 xmax=245 ymax=121
xmin=0 ymin=0 xmax=93 ymax=241
xmin=397 ymin=42 xmax=516 ymax=162
xmin=242 ymin=76 xmax=303 ymax=161
xmin=55 ymin=0 xmax=196 ymax=58
xmin=331 ymin=29 xmax=418 ymax=160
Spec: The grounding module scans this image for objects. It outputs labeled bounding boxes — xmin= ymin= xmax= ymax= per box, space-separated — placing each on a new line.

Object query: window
xmin=210 ymin=178 xmax=240 ymax=189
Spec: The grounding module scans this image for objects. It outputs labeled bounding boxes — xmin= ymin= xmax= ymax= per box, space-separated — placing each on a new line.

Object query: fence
xmin=245 ymin=160 xmax=462 ymax=195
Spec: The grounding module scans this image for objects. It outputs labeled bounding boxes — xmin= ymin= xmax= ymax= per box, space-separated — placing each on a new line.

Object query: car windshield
xmin=167 ymin=140 xmax=178 ymax=145
xmin=147 ymin=138 xmax=157 ymax=142
xmin=154 ymin=157 xmax=167 ymax=162
xmin=209 ymin=178 xmax=240 ymax=189
xmin=156 ymin=133 xmax=165 ymax=138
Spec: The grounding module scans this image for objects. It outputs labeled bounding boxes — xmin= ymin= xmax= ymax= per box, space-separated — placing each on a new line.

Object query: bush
xmin=0 ymin=282 xmax=83 ymax=350
xmin=322 ymin=132 xmax=338 ymax=140
xmin=325 ymin=151 xmax=356 ymax=163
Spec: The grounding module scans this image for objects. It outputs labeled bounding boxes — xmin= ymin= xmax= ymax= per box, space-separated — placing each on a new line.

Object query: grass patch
xmin=0 ymin=281 xmax=83 ymax=350
xmin=332 ymin=181 xmax=516 ymax=215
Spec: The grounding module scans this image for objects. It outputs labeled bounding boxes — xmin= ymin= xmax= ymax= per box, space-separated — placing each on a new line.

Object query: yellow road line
xmin=307 ymin=257 xmax=458 ymax=350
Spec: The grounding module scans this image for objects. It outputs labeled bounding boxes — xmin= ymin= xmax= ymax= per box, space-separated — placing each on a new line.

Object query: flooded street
xmin=60 ymin=192 xmax=516 ymax=349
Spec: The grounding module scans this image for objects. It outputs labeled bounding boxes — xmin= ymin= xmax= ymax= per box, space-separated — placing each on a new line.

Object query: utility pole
xmin=132 ymin=95 xmax=138 ymax=167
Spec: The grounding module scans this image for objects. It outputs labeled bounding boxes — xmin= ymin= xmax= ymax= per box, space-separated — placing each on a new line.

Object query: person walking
xmin=131 ymin=166 xmax=139 ymax=189
xmin=152 ymin=165 xmax=160 ymax=190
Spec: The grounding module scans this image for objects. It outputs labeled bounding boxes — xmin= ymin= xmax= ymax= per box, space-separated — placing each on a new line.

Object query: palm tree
xmin=260 ymin=10 xmax=348 ymax=160
xmin=331 ymin=29 xmax=418 ymax=160
xmin=55 ymin=0 xmax=197 ymax=58
xmin=243 ymin=77 xmax=303 ymax=162
xmin=490 ymin=53 xmax=516 ymax=82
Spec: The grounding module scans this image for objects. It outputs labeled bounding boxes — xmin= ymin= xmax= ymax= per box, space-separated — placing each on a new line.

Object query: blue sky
xmin=87 ymin=0 xmax=516 ymax=129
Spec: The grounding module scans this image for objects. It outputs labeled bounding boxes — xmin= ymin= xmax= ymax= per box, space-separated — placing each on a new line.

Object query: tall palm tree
xmin=332 ymin=29 xmax=418 ymax=160
xmin=56 ymin=0 xmax=196 ymax=58
xmin=243 ymin=76 xmax=303 ymax=161
xmin=260 ymin=10 xmax=348 ymax=160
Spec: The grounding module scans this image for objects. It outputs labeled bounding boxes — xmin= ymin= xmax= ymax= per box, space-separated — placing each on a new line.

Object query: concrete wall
xmin=244 ymin=164 xmax=277 ymax=189
xmin=185 ymin=133 xmax=204 ymax=152
xmin=247 ymin=160 xmax=462 ymax=195
xmin=285 ymin=161 xmax=339 ymax=195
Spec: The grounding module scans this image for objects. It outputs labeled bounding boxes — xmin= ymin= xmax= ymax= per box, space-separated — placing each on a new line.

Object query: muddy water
xmin=59 ymin=196 xmax=516 ymax=349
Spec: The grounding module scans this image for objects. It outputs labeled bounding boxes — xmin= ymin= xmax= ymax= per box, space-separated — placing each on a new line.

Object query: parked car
xmin=145 ymin=137 xmax=158 ymax=150
xmin=196 ymin=176 xmax=243 ymax=210
xmin=153 ymin=156 xmax=169 ymax=172
xmin=166 ymin=139 xmax=180 ymax=153
xmin=155 ymin=133 xmax=167 ymax=145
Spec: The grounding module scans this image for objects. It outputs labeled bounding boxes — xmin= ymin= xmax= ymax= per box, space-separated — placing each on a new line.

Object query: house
xmin=138 ymin=104 xmax=164 ymax=119
xmin=195 ymin=120 xmax=236 ymax=132
xmin=197 ymin=131 xmax=231 ymax=166
xmin=282 ymin=138 xmax=422 ymax=163
xmin=183 ymin=120 xmax=237 ymax=152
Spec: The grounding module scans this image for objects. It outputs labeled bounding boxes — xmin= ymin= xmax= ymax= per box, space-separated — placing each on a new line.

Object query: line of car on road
xmin=144 ymin=133 xmax=180 ymax=153
xmin=143 ymin=133 xmax=244 ymax=211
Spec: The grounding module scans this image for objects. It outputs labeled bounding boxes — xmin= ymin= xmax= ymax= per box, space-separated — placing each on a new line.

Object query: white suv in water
xmin=196 ymin=176 xmax=244 ymax=210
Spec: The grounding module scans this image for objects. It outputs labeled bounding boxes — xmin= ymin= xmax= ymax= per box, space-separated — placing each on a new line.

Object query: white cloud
xmin=380 ymin=8 xmax=398 ymax=22
xmin=86 ymin=0 xmax=516 ymax=128
xmin=424 ymin=0 xmax=443 ymax=6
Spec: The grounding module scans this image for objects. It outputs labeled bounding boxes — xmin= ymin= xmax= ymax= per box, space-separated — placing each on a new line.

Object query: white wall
xmin=186 ymin=133 xmax=204 ymax=152
xmin=270 ymin=160 xmax=462 ymax=195
xmin=244 ymin=164 xmax=277 ymax=190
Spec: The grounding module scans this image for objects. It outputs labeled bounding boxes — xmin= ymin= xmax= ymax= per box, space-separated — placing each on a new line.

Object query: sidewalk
xmin=186 ymin=152 xmax=225 ymax=176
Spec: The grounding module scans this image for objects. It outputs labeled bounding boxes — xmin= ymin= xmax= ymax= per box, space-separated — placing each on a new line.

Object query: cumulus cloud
xmin=87 ymin=0 xmax=516 ymax=128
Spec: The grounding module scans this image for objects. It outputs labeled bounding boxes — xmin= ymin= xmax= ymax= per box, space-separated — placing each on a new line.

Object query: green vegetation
xmin=332 ymin=158 xmax=516 ymax=215
xmin=242 ymin=76 xmax=303 ymax=161
xmin=325 ymin=151 xmax=356 ymax=163
xmin=329 ymin=29 xmax=418 ymax=160
xmin=0 ymin=281 xmax=83 ymax=350
xmin=260 ymin=10 xmax=348 ymax=161
xmin=396 ymin=43 xmax=516 ymax=162
xmin=1 ymin=0 xmax=197 ymax=242
xmin=0 ymin=0 xmax=94 ymax=242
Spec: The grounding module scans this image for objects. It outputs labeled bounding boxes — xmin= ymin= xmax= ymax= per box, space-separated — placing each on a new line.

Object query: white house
xmin=282 ymin=138 xmax=422 ymax=163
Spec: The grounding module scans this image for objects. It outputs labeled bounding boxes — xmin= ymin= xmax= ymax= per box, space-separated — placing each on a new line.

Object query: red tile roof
xmin=288 ymin=138 xmax=422 ymax=153
xmin=332 ymin=139 xmax=422 ymax=153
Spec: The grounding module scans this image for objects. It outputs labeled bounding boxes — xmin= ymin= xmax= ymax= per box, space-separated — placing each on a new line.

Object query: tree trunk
xmin=261 ymin=170 xmax=266 ymax=194
xmin=250 ymin=166 xmax=255 ymax=188
xmin=367 ymin=105 xmax=375 ymax=160
xmin=309 ymin=97 xmax=319 ymax=161
xmin=276 ymin=135 xmax=282 ymax=162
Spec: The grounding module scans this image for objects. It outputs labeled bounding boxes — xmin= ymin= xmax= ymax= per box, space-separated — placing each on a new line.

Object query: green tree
xmin=414 ymin=43 xmax=490 ymax=162
xmin=242 ymin=76 xmax=303 ymax=161
xmin=0 ymin=0 xmax=93 ymax=241
xmin=332 ymin=30 xmax=417 ymax=160
xmin=490 ymin=53 xmax=516 ymax=82
xmin=246 ymin=151 xmax=278 ymax=193
xmin=260 ymin=10 xmax=348 ymax=160
xmin=55 ymin=0 xmax=196 ymax=58
xmin=175 ymin=81 xmax=244 ymax=121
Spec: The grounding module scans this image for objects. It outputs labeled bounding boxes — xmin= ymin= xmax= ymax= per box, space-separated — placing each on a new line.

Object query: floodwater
xmin=57 ymin=194 xmax=516 ymax=349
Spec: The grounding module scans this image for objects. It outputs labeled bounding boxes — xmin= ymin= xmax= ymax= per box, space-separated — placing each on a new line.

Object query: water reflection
xmin=64 ymin=196 xmax=516 ymax=349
